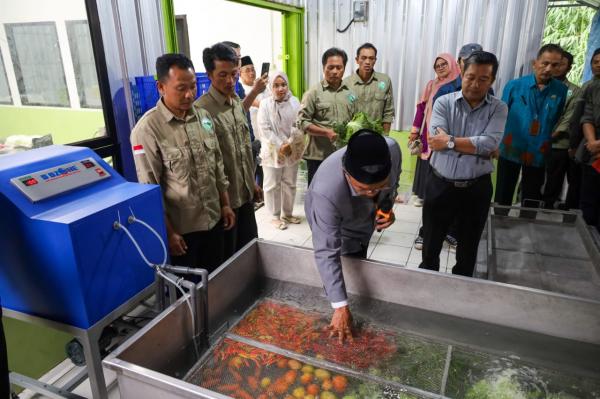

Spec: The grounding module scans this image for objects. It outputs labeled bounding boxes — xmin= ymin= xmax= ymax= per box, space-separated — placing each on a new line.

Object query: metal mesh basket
xmin=229 ymin=300 xmax=446 ymax=396
xmin=186 ymin=337 xmax=418 ymax=399
xmin=445 ymin=346 xmax=600 ymax=399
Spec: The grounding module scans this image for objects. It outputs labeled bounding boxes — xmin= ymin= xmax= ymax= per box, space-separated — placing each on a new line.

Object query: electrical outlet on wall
xmin=353 ymin=1 xmax=368 ymax=22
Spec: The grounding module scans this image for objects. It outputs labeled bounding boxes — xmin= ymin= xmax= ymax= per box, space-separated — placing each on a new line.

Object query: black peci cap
xmin=343 ymin=130 xmax=391 ymax=184
xmin=240 ymin=56 xmax=253 ymax=67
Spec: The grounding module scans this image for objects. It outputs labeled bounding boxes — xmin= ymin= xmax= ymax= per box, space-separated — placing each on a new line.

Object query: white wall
xmin=304 ymin=0 xmax=549 ymax=130
xmin=174 ymin=0 xmax=283 ymax=73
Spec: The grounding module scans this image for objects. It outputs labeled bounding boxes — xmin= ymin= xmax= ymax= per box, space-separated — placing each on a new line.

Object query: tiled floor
xmin=255 ymin=194 xmax=457 ymax=273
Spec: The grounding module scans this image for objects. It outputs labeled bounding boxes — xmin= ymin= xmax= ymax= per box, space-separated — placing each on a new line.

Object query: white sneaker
xmin=413 ymin=198 xmax=424 ymax=207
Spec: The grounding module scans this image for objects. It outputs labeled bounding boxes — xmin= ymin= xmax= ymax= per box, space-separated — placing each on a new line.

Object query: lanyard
xmin=529 ymin=85 xmax=549 ymax=120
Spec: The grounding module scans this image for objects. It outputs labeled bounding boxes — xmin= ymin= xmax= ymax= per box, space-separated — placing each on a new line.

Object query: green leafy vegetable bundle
xmin=333 ymin=112 xmax=384 ymax=148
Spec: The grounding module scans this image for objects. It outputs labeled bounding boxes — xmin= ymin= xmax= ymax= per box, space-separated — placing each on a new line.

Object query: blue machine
xmin=0 ymin=145 xmax=166 ymax=329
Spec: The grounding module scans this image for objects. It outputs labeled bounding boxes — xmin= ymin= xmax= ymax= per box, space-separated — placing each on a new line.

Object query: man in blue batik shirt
xmin=494 ymin=44 xmax=567 ymax=213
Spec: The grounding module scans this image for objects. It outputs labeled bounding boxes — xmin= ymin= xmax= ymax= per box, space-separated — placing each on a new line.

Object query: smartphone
xmin=260 ymin=62 xmax=270 ymax=77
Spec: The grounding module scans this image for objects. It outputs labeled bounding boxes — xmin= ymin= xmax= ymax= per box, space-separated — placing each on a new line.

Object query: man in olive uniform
xmin=297 ymin=47 xmax=357 ymax=185
xmin=131 ymin=53 xmax=235 ymax=274
xmin=344 ymin=43 xmax=395 ymax=133
xmin=195 ymin=43 xmax=263 ymax=257
xmin=542 ymin=50 xmax=581 ymax=210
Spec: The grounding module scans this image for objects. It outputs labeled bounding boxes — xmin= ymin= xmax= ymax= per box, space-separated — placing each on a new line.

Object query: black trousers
xmin=252 ymin=140 xmax=264 ymax=188
xmin=418 ymin=221 xmax=458 ymax=240
xmin=171 ymin=221 xmax=225 ymax=277
xmin=306 ymin=159 xmax=323 ymax=187
xmin=580 ymin=164 xmax=600 ymax=233
xmin=565 ymin=159 xmax=582 ymax=210
xmin=345 ymin=243 xmax=369 ymax=258
xmin=494 ymin=157 xmax=545 ymax=215
xmin=542 ymin=149 xmax=570 ymax=209
xmin=224 ymin=201 xmax=258 ymax=258
xmin=0 ymin=308 xmax=9 ymax=399
xmin=419 ymin=172 xmax=492 ymax=276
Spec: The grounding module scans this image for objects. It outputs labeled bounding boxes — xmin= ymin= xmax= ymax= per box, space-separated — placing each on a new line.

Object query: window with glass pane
xmin=66 ymin=20 xmax=101 ymax=109
xmin=0 ymin=52 xmax=11 ymax=104
xmin=6 ymin=22 xmax=70 ymax=107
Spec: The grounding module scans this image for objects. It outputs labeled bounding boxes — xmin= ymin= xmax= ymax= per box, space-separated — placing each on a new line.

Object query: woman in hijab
xmin=408 ymin=53 xmax=460 ymax=250
xmin=409 ymin=53 xmax=460 ymax=206
xmin=257 ymin=71 xmax=305 ymax=230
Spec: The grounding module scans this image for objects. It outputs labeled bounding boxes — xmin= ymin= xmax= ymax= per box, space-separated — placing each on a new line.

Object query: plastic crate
xmin=134 ymin=76 xmax=160 ymax=119
xmin=196 ymin=72 xmax=211 ymax=96
xmin=132 ymin=73 xmax=213 ymax=121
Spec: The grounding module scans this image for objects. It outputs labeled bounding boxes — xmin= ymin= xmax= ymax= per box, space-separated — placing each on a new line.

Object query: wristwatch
xmin=447 ymin=135 xmax=456 ymax=150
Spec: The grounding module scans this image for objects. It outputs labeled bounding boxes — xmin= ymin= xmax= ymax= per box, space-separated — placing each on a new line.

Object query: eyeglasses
xmin=434 ymin=61 xmax=448 ymax=70
xmin=344 ymin=171 xmax=390 ymax=195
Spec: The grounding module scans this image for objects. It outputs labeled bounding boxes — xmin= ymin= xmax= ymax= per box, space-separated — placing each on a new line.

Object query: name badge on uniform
xmin=378 ymin=81 xmax=386 ymax=90
xmin=201 ymin=117 xmax=213 ymax=132
xmin=348 ymin=92 xmax=357 ymax=103
xmin=529 ymin=119 xmax=540 ymax=136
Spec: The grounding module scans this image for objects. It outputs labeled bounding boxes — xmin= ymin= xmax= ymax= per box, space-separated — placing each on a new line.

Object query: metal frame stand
xmin=5 ymin=283 xmax=156 ymax=399
xmin=158 ymin=265 xmax=209 ymax=347
xmin=477 ymin=204 xmax=600 ymax=289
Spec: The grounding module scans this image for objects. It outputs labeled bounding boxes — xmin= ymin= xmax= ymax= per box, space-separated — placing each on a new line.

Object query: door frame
xmin=161 ymin=0 xmax=305 ymax=96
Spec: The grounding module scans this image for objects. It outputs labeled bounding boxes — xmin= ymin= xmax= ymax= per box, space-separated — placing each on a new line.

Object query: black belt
xmin=432 ymin=168 xmax=489 ymax=188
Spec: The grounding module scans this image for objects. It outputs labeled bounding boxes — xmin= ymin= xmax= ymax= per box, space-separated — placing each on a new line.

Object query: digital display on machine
xmin=10 ymin=158 xmax=111 ymax=202
xmin=20 ymin=177 xmax=39 ymax=187
xmin=81 ymin=160 xmax=95 ymax=169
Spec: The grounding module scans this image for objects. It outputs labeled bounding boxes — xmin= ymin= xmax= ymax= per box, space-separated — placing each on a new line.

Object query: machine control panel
xmin=10 ymin=158 xmax=111 ymax=202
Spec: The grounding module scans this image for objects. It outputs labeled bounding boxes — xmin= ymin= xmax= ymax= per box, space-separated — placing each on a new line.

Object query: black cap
xmin=241 ymin=56 xmax=253 ymax=67
xmin=343 ymin=130 xmax=391 ymax=184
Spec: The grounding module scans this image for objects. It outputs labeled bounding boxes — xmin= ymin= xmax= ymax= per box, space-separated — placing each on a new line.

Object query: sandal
xmin=271 ymin=219 xmax=288 ymax=230
xmin=281 ymin=215 xmax=301 ymax=224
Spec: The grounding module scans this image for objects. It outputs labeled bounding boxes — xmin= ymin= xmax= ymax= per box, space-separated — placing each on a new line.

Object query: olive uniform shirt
xmin=552 ymin=79 xmax=581 ymax=150
xmin=296 ymin=80 xmax=357 ymax=161
xmin=130 ymin=99 xmax=229 ymax=235
xmin=344 ymin=70 xmax=395 ymax=124
xmin=195 ymin=86 xmax=255 ymax=210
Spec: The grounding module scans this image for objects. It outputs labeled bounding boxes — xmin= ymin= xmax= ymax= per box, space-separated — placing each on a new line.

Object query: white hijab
xmin=264 ymin=71 xmax=298 ymax=138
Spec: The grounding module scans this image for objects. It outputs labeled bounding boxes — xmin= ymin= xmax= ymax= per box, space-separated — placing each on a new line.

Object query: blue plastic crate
xmin=196 ymin=72 xmax=210 ymax=82
xmin=134 ymin=76 xmax=160 ymax=118
xmin=133 ymin=73 xmax=213 ymax=121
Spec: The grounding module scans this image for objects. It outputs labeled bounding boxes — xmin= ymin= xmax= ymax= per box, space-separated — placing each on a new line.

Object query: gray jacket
xmin=304 ymin=137 xmax=402 ymax=303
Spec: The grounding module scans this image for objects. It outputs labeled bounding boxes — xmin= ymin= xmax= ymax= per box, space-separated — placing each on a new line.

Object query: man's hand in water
xmin=326 ymin=305 xmax=354 ymax=344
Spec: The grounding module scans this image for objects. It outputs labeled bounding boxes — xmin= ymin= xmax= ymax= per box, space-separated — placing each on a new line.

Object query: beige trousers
xmin=263 ymin=163 xmax=299 ymax=218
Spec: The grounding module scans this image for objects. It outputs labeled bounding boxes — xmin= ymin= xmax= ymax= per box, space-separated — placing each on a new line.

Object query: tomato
xmin=332 ymin=375 xmax=348 ymax=393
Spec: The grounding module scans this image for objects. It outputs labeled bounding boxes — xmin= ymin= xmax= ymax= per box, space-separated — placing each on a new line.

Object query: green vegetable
xmin=465 ymin=373 xmax=528 ymax=399
xmin=334 ymin=112 xmax=384 ymax=148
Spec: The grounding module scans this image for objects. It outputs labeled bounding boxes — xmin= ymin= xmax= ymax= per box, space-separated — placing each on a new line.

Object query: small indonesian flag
xmin=593 ymin=158 xmax=600 ymax=174
xmin=132 ymin=144 xmax=145 ymax=155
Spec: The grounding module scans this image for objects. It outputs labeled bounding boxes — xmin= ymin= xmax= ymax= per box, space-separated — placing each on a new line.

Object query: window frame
xmin=0 ymin=51 xmax=12 ymax=105
xmin=5 ymin=21 xmax=71 ymax=108
xmin=0 ymin=1 xmax=121 ymax=171
xmin=175 ymin=15 xmax=190 ymax=58
xmin=67 ymin=0 xmax=122 ymax=172
xmin=65 ymin=19 xmax=102 ymax=109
